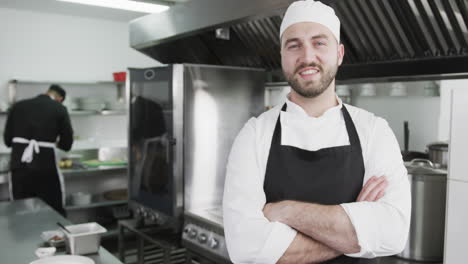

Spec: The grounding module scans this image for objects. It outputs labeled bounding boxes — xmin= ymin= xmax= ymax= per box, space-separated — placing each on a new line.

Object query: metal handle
xmin=404 ymin=121 xmax=409 ymax=152
xmin=165 ymin=138 xmax=176 ymax=162
xmin=409 ymin=158 xmax=435 ymax=168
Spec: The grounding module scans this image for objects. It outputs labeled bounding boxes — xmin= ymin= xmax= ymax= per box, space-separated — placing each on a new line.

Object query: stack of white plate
xmin=105 ymin=100 xmax=127 ymax=111
xmin=80 ymin=97 xmax=105 ymax=111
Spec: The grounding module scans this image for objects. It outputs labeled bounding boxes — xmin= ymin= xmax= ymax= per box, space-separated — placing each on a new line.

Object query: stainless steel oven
xmin=128 ymin=64 xmax=265 ymax=242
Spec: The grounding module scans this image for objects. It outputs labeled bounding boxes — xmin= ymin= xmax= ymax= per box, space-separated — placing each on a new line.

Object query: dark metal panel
xmin=230 ymin=24 xmax=264 ymax=67
xmin=340 ymin=31 xmax=358 ymax=64
xmin=407 ymin=0 xmax=436 ymax=55
xmin=455 ymin=0 xmax=468 ymax=36
xmin=347 ymin=0 xmax=385 ymax=59
xmin=412 ymin=0 xmax=444 ymax=52
xmin=238 ymin=22 xmax=274 ymax=69
xmin=333 ymin=2 xmax=369 ymax=62
xmin=262 ymin=17 xmax=282 ymax=68
xmin=379 ymin=0 xmax=415 ymax=58
xmin=389 ymin=0 xmax=428 ymax=57
xmin=453 ymin=0 xmax=468 ymax=53
xmin=429 ymin=0 xmax=456 ymax=55
xmin=420 ymin=0 xmax=449 ymax=55
xmin=366 ymin=0 xmax=405 ymax=58
xmin=337 ymin=55 xmax=468 ymax=80
xmin=251 ymin=20 xmax=278 ymax=69
xmin=441 ymin=0 xmax=468 ymax=50
xmin=434 ymin=0 xmax=461 ymax=53
xmin=342 ymin=0 xmax=381 ymax=60
xmin=358 ymin=0 xmax=393 ymax=55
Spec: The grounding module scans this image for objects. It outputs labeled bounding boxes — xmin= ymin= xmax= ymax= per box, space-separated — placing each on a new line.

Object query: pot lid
xmin=405 ymin=159 xmax=447 ymax=176
xmin=427 ymin=141 xmax=448 ymax=151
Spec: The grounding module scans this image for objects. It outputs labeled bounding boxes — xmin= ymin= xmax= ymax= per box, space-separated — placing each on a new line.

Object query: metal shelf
xmin=70 ymin=110 xmax=126 ymax=116
xmin=11 ymin=80 xmax=124 ymax=86
xmin=8 ymin=79 xmax=126 ymax=105
xmin=65 ymin=194 xmax=127 ymax=210
xmin=61 ymin=165 xmax=127 ymax=176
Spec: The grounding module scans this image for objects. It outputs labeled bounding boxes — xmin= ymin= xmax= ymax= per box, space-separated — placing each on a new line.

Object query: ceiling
xmin=0 ymin=0 xmax=189 ymax=22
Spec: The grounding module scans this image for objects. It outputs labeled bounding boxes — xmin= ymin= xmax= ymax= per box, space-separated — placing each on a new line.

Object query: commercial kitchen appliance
xmin=128 ymin=64 xmax=265 ymax=262
xmin=399 ymin=159 xmax=447 ymax=262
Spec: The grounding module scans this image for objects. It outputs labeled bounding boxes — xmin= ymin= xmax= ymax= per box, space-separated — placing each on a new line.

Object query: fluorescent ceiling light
xmin=57 ymin=0 xmax=169 ymax=13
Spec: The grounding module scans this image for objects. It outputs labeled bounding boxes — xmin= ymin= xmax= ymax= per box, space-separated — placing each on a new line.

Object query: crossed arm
xmin=265 ymin=176 xmax=388 ymax=264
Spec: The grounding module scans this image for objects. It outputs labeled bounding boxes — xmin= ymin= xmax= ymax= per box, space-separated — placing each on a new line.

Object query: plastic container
xmin=113 ymin=72 xmax=126 ymax=82
xmin=64 ymin=222 xmax=107 ymax=255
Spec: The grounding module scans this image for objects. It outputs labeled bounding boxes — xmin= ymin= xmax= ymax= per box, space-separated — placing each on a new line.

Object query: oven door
xmin=128 ymin=65 xmax=183 ymax=223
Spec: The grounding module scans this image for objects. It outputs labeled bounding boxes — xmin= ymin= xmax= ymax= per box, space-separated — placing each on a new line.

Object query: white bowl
xmin=35 ymin=247 xmax=56 ymax=258
xmin=70 ymin=192 xmax=92 ymax=206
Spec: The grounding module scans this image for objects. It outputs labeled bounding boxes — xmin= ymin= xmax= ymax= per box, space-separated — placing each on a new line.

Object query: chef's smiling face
xmin=281 ymin=22 xmax=344 ymax=98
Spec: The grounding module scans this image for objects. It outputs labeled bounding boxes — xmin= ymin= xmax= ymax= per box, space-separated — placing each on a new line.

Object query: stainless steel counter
xmin=0 ymin=198 xmax=123 ymax=264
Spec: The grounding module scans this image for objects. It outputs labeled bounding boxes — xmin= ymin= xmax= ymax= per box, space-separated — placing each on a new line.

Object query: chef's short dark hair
xmin=48 ymin=84 xmax=66 ymax=101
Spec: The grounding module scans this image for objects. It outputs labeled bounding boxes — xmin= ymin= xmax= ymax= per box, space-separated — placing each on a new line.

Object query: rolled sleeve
xmin=223 ymin=118 xmax=297 ymax=264
xmin=341 ymin=118 xmax=411 ymax=258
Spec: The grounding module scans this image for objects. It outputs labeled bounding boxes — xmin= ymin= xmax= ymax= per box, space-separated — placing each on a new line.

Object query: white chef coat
xmin=223 ymin=95 xmax=411 ymax=264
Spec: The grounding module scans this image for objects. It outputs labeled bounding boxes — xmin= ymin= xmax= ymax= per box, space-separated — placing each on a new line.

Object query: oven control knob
xmin=209 ymin=238 xmax=219 ymax=249
xmin=189 ymin=229 xmax=198 ymax=239
xmin=197 ymin=233 xmax=207 ymax=244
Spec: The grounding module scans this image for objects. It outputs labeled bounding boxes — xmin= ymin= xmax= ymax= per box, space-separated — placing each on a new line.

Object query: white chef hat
xmin=280 ymin=0 xmax=340 ymax=42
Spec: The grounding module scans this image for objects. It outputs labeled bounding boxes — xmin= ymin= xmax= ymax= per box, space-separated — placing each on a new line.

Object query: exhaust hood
xmin=130 ymin=0 xmax=468 ymax=80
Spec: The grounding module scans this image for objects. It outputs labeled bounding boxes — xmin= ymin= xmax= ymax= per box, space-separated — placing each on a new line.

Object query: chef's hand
xmin=356 ymin=176 xmax=388 ymax=202
xmin=263 ymin=200 xmax=289 ymax=223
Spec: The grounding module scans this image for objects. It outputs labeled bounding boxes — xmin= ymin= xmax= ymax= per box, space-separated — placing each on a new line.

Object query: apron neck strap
xmin=276 ymin=103 xmax=362 ymax=148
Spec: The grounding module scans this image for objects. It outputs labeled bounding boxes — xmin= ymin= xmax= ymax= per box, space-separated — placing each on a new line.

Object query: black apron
xmin=264 ymin=104 xmax=376 ymax=264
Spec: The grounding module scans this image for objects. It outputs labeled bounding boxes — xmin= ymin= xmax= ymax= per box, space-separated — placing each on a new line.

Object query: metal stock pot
xmin=427 ymin=142 xmax=448 ymax=168
xmin=398 ymin=159 xmax=447 ymax=262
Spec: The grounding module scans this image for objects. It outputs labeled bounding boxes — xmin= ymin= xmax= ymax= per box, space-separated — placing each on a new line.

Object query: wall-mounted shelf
xmin=70 ymin=110 xmax=126 ymax=116
xmin=9 ymin=80 xmax=124 ymax=86
xmin=61 ymin=165 xmax=127 ymax=177
xmin=65 ymin=195 xmax=127 ymax=210
xmin=8 ymin=79 xmax=127 ymax=105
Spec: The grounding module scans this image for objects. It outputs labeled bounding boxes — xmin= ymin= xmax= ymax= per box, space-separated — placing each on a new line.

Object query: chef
xmin=3 ymin=84 xmax=74 ymax=216
xmin=223 ymin=1 xmax=411 ymax=263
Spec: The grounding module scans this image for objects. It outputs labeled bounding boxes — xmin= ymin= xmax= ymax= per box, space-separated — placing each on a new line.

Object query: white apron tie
xmin=12 ymin=137 xmax=56 ymax=163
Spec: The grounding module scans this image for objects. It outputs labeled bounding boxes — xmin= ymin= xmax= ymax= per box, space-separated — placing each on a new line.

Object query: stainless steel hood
xmin=130 ymin=0 xmax=468 ymax=80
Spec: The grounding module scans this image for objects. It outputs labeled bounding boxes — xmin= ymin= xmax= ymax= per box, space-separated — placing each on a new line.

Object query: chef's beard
xmin=285 ymin=61 xmax=339 ymax=98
